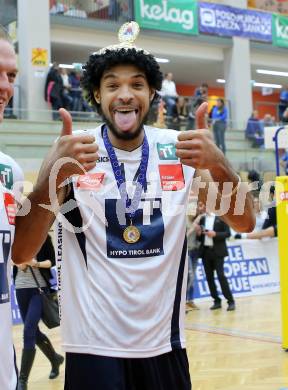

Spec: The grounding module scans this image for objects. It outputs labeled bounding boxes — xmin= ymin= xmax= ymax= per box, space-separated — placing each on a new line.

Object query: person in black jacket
xmin=44 ymin=63 xmax=64 ymax=120
xmin=197 ymin=214 xmax=235 ymax=311
xmin=13 ymin=235 xmax=64 ymax=390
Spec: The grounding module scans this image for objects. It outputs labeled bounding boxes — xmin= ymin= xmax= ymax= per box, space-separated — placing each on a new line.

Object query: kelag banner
xmin=272 ymin=13 xmax=288 ymax=48
xmin=199 ymin=2 xmax=272 ymax=42
xmin=193 ymin=238 xmax=279 ymax=300
xmin=134 ymin=0 xmax=198 ymax=35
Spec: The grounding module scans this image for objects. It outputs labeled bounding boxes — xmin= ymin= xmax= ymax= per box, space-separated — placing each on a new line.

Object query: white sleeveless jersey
xmin=0 ymin=152 xmax=23 ymax=390
xmin=0 ymin=151 xmax=24 ymax=192
xmin=0 ymin=182 xmax=17 ymax=389
xmin=57 ymin=125 xmax=195 ymax=358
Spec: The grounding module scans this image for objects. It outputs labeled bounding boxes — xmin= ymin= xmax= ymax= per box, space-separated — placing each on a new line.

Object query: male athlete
xmin=13 ymin=22 xmax=255 ymax=389
xmin=0 ymin=27 xmax=24 ymax=390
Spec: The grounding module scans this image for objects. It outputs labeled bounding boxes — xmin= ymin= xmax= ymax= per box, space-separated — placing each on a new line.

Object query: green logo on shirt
xmin=0 ymin=164 xmax=13 ymax=189
xmin=157 ymin=143 xmax=177 ymax=160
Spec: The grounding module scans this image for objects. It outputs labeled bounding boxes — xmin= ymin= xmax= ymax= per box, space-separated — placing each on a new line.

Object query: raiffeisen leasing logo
xmin=140 ymin=0 xmax=195 ymax=30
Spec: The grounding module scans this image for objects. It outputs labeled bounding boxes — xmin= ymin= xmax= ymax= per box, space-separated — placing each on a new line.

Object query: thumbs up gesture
xmin=175 ymin=102 xmax=224 ymax=170
xmin=59 ymin=107 xmax=98 ymax=166
xmin=37 ymin=108 xmax=99 ymax=193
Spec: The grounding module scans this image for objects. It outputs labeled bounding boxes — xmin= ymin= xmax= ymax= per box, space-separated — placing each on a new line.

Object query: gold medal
xmin=123 ymin=225 xmax=141 ymax=244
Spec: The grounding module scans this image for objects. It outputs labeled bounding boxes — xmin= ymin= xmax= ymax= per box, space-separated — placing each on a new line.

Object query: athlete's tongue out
xmin=114 ymin=110 xmax=137 ymax=131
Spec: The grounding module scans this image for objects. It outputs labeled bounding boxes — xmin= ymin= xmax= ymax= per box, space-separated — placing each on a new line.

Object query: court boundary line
xmin=185 ymin=323 xmax=282 ymax=345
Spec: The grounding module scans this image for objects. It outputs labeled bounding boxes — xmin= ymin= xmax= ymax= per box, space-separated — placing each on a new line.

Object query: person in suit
xmin=197 ymin=213 xmax=235 ymax=311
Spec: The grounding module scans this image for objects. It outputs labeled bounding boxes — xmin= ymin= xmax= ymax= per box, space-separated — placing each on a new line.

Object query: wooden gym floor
xmin=13 ymin=293 xmax=288 ymax=390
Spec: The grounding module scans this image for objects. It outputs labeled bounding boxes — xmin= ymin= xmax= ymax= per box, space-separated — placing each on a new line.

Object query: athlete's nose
xmin=0 ymin=72 xmax=10 ymax=96
xmin=118 ymin=85 xmax=134 ymax=104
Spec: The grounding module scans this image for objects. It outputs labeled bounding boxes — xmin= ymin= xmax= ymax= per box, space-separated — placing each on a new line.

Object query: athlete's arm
xmin=12 ymin=109 xmax=99 ymax=264
xmin=235 ymin=226 xmax=275 ymax=240
xmin=247 ymin=227 xmax=275 ymax=239
xmin=194 ymin=168 xmax=254 ymax=233
xmin=176 ymin=103 xmax=255 ymax=233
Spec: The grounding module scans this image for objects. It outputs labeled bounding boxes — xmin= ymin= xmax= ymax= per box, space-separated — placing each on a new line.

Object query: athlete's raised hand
xmin=57 ymin=108 xmax=98 ymax=175
xmin=37 ymin=108 xmax=99 ymax=192
xmin=195 ymin=101 xmax=208 ymax=129
xmin=175 ymin=102 xmax=224 ymax=170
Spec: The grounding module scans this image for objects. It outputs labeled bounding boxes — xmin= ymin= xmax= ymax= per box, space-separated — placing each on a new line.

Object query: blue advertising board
xmin=199 ymin=2 xmax=272 ymax=42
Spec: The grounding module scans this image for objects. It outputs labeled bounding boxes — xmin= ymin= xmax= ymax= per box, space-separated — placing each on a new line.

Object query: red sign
xmin=76 ymin=173 xmax=105 ymax=191
xmin=159 ymin=164 xmax=185 ymax=191
xmin=4 ymin=192 xmax=16 ymax=225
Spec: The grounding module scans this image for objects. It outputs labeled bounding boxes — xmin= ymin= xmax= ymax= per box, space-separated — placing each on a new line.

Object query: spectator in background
xmin=245 ymin=110 xmax=264 ymax=148
xmin=197 ymin=212 xmax=235 ymax=311
xmin=108 ymin=0 xmax=120 ymax=20
xmin=69 ymin=70 xmax=82 ymax=114
xmin=186 ymin=200 xmax=204 ymax=311
xmin=171 ymin=96 xmax=188 ymax=131
xmin=251 ymin=194 xmax=267 ymax=232
xmin=247 ymin=169 xmax=262 ymax=191
xmin=262 ymin=113 xmax=276 ymax=127
xmin=211 ymin=98 xmax=228 ymax=154
xmin=279 ymin=148 xmax=288 ymax=175
xmin=186 ymin=96 xmax=206 ymax=130
xmin=161 ymin=72 xmax=178 ymax=117
xmin=44 ymin=63 xmax=63 ymax=120
xmin=279 ymin=86 xmax=288 ymax=121
xmin=60 ymin=68 xmax=73 ymax=110
xmin=186 ymin=83 xmax=208 ymax=131
xmin=49 ymin=1 xmax=68 ymax=14
xmin=194 ymin=83 xmax=208 ymax=101
xmin=281 ymin=107 xmax=288 ymax=124
xmin=235 ymin=186 xmax=277 ymax=240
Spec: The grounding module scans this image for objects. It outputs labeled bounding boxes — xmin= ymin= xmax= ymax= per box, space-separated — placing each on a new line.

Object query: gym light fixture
xmin=253 ymin=82 xmax=282 ymax=89
xmin=155 ymin=57 xmax=170 ymax=63
xmin=216 ymin=79 xmax=282 ymax=89
xmin=59 ymin=64 xmax=74 ymax=69
xmin=256 ymin=69 xmax=288 ymax=77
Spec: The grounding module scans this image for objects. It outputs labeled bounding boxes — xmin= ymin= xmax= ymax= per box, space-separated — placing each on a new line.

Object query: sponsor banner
xmin=134 ymin=0 xmax=198 ymax=35
xmin=105 ymin=198 xmax=164 ymax=258
xmin=159 ymin=164 xmax=185 ymax=191
xmin=77 ymin=173 xmax=105 ymax=191
xmin=0 ymin=164 xmax=13 ymax=190
xmin=199 ymin=2 xmax=272 ymax=42
xmin=157 ymin=143 xmax=178 ymax=160
xmin=3 ymin=193 xmax=16 ymax=225
xmin=272 ymin=13 xmax=288 ymax=48
xmin=193 ymin=238 xmax=280 ymax=300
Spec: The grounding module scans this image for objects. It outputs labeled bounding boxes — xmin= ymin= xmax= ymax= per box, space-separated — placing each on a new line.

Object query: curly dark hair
xmin=81 ymin=48 xmax=163 ymax=114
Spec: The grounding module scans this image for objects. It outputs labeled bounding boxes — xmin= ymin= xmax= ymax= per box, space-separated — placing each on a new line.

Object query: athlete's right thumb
xmin=59 ymin=108 xmax=73 ymax=137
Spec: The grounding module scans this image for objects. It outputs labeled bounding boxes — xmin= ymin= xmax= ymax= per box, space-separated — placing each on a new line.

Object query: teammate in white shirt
xmin=0 ymin=26 xmax=24 ymax=390
xmin=13 ymin=22 xmax=255 ymax=389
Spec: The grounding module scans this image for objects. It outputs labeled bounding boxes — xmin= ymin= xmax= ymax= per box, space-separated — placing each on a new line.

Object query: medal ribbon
xmin=103 ymin=126 xmax=149 ymax=222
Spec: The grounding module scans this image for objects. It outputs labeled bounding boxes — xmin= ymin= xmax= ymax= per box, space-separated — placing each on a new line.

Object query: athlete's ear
xmin=149 ymin=89 xmax=156 ymax=103
xmin=93 ymin=90 xmax=101 ymax=104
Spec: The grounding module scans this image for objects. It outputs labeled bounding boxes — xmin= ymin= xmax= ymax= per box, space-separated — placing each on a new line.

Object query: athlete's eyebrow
xmin=102 ymin=72 xmax=146 ymax=81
